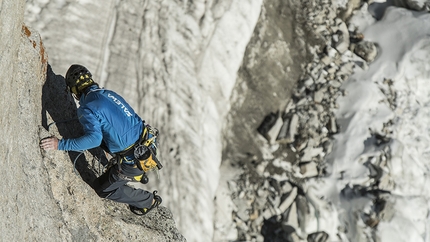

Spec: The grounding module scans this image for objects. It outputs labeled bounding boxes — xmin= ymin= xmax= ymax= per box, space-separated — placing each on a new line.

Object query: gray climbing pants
xmin=94 ymin=164 xmax=153 ymax=209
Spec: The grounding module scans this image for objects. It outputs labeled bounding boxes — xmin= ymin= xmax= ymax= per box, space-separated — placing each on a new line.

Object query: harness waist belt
xmin=116 ymin=122 xmax=147 ymax=158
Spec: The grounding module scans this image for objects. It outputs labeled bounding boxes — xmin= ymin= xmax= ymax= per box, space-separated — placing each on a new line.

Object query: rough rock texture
xmin=215 ymin=1 xmax=326 ymax=239
xmin=221 ymin=0 xmax=386 ymax=241
xmin=0 ymin=1 xmax=57 ymax=240
xmin=0 ymin=0 xmax=185 ymax=241
xmin=393 ymin=0 xmax=430 ymax=11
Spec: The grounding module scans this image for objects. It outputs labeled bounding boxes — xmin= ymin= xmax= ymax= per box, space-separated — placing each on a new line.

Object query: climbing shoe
xmin=129 ymin=190 xmax=162 ymax=216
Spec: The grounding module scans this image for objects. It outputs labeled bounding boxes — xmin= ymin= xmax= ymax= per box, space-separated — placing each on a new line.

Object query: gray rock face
xmin=224 ymin=0 xmax=391 ymax=241
xmin=0 ymin=0 xmax=185 ymax=241
xmin=393 ymin=0 xmax=430 ymax=11
xmin=0 ymin=2 xmax=60 ymax=240
xmin=353 ymin=40 xmax=378 ymax=62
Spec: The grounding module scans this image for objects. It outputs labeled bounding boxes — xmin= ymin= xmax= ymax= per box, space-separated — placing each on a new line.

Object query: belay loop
xmin=134 ymin=145 xmax=151 ymax=160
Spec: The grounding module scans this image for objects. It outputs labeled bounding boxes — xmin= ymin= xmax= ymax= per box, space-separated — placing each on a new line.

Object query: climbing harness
xmin=113 ymin=123 xmax=163 ymax=183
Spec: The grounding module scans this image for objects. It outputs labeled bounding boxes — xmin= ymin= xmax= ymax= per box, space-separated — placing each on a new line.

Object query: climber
xmin=39 ymin=64 xmax=162 ymax=215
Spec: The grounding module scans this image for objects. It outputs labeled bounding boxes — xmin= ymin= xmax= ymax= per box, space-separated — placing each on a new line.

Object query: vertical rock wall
xmin=0 ymin=1 xmax=62 ymax=240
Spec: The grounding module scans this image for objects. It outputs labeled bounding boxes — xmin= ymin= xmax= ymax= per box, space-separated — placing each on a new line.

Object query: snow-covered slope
xmin=306 ymin=5 xmax=430 ymax=242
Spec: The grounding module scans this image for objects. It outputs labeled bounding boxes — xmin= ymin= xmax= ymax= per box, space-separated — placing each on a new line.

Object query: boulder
xmin=354 ymin=40 xmax=378 ymax=62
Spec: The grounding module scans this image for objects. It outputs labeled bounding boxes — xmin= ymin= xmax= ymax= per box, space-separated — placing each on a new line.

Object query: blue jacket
xmin=58 ymin=85 xmax=143 ymax=153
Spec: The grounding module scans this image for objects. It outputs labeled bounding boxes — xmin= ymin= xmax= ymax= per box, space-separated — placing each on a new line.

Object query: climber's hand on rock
xmin=40 ymin=137 xmax=59 ymax=151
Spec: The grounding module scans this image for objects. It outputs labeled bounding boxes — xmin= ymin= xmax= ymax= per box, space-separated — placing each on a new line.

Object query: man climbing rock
xmin=40 ymin=64 xmax=162 ymax=215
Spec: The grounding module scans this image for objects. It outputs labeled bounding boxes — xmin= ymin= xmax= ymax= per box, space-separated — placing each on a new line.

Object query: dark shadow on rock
xmin=261 ymin=215 xmax=293 ymax=242
xmin=41 ymin=64 xmax=102 ymax=189
xmin=368 ymin=0 xmax=394 ymax=20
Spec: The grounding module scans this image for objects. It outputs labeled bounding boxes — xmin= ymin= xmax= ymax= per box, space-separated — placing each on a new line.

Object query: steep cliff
xmin=0 ymin=0 xmax=184 ymax=241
